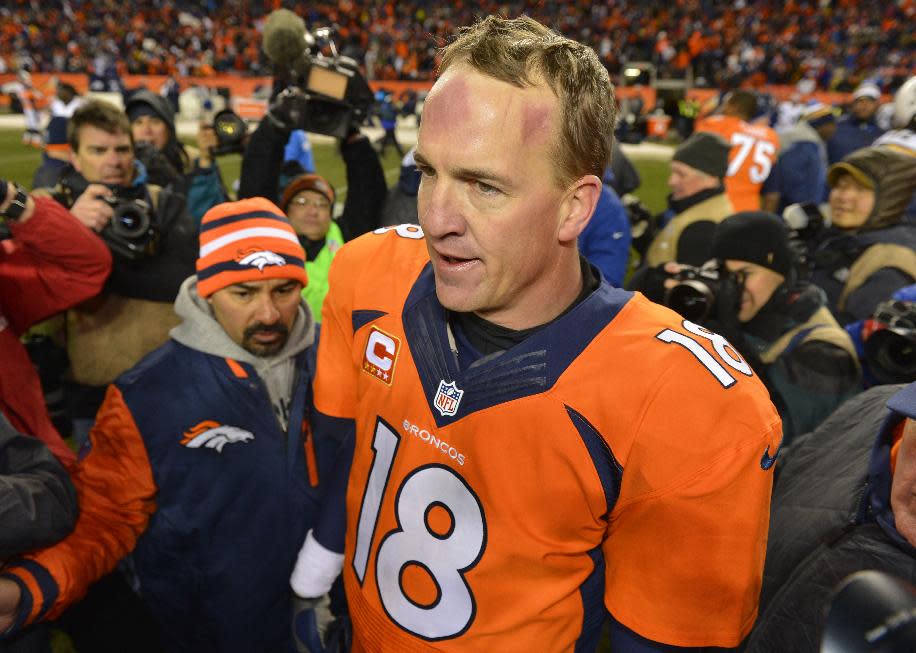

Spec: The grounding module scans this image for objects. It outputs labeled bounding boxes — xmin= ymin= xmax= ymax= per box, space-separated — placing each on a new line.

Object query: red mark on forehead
xmin=423 ymin=75 xmax=471 ymax=130
xmin=521 ymin=103 xmax=554 ymax=145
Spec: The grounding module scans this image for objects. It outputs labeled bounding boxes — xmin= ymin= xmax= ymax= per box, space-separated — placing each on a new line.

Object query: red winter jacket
xmin=0 ymin=196 xmax=112 ymax=468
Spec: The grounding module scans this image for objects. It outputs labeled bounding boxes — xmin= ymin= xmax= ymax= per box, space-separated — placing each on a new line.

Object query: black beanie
xmin=672 ymin=131 xmax=731 ymax=179
xmin=711 ymin=211 xmax=794 ymax=278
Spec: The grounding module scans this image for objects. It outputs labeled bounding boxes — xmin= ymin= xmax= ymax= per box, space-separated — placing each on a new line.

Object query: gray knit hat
xmin=828 ymin=146 xmax=916 ymax=230
xmin=672 ymin=131 xmax=731 ymax=179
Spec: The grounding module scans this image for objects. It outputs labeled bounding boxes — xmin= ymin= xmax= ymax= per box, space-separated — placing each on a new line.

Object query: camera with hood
xmin=210 ymin=108 xmax=249 ymax=156
xmin=864 ymin=298 xmax=916 ymax=384
xmin=664 ymin=261 xmax=742 ymax=322
xmin=261 ymin=9 xmax=375 ymax=140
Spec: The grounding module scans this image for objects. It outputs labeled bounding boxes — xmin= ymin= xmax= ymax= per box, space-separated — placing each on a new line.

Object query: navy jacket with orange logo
xmin=1 ymin=338 xmax=328 ymax=653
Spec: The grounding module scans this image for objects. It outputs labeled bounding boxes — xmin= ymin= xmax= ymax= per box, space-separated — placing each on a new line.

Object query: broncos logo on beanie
xmin=196 ymin=197 xmax=309 ymax=297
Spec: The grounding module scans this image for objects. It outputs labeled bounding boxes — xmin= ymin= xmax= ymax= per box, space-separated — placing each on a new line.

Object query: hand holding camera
xmin=70 ymin=184 xmax=116 ymax=232
xmin=70 ymin=184 xmax=158 ymax=261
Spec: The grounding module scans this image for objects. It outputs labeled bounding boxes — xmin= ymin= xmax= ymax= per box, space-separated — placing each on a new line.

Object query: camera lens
xmin=110 ymin=203 xmax=150 ymax=239
xmin=865 ymin=330 xmax=916 ymax=384
xmin=665 ymin=281 xmax=715 ymax=322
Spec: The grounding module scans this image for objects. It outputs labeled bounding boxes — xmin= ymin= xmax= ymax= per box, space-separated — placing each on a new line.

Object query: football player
xmin=291 ymin=15 xmax=782 ymax=653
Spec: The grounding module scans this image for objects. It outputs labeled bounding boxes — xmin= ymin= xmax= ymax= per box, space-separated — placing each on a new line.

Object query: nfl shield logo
xmin=434 ymin=380 xmax=464 ymax=417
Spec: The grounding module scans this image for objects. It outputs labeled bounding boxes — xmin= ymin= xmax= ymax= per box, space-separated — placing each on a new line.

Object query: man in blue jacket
xmin=0 ymin=198 xmax=337 ymax=653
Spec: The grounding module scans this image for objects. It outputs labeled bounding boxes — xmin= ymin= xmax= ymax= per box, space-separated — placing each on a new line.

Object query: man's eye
xmin=416 ymin=165 xmax=434 ymax=178
xmin=475 ymin=180 xmax=500 ymax=195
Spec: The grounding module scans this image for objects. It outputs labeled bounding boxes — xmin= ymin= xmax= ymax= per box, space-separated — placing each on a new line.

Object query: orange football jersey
xmin=695 ymin=115 xmax=780 ymax=212
xmin=314 ymin=226 xmax=782 ymax=651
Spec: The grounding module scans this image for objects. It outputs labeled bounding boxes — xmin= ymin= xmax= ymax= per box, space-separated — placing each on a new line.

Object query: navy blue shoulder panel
xmin=352 ymin=309 xmax=387 ymax=333
xmin=402 ymin=267 xmax=635 ymax=427
xmin=565 ymin=405 xmax=623 ymax=514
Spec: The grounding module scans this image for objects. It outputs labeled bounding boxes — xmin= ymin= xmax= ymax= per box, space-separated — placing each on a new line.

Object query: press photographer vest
xmin=838 ymin=243 xmax=916 ymax=313
xmin=34 ymin=182 xmax=182 ymax=387
xmin=757 ymin=305 xmax=858 ymax=365
xmin=645 ymin=193 xmax=734 ymax=267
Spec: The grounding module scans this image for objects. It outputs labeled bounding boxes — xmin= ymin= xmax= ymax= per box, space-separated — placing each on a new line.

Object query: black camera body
xmin=211 ymin=109 xmax=249 ymax=156
xmin=100 ymin=194 xmax=159 ymax=261
xmin=664 ymin=262 xmax=739 ymax=322
xmin=864 ymin=299 xmax=916 ymax=384
xmin=262 ymin=9 xmax=375 ymax=139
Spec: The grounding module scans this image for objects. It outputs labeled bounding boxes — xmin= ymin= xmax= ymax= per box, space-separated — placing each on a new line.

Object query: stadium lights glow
xmin=624 ymin=68 xmax=642 ymax=78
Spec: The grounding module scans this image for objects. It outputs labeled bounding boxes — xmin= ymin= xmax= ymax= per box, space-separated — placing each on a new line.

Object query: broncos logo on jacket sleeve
xmin=180 ymin=420 xmax=255 ymax=453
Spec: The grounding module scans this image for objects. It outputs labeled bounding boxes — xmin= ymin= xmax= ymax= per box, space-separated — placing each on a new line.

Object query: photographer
xmin=806 ymin=146 xmax=916 ymax=325
xmin=626 ymin=131 xmax=734 ymax=300
xmin=666 ymin=212 xmax=860 ymax=444
xmin=744 ymin=381 xmax=916 ymax=652
xmin=0 ymin=179 xmax=111 ymax=468
xmin=125 ymin=89 xmax=229 ymax=223
xmin=33 ymin=99 xmax=198 ymax=445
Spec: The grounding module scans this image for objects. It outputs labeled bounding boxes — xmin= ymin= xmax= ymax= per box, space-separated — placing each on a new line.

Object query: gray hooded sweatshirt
xmin=170 ymin=276 xmax=315 ymax=430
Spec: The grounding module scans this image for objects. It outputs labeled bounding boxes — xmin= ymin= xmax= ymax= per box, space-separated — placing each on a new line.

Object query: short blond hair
xmin=439 ymin=15 xmax=616 ymax=187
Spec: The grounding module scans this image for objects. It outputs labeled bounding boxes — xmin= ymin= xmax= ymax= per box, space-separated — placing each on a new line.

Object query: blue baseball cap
xmin=887 ymin=382 xmax=916 ymax=419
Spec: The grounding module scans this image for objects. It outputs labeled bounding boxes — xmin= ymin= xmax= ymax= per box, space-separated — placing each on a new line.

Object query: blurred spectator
xmin=31 ymin=81 xmax=82 ymax=189
xmin=125 ymin=89 xmax=228 ymax=223
xmin=642 ymin=131 xmax=734 ymax=268
xmin=0 ymin=198 xmax=331 ymax=653
xmin=701 ymin=212 xmax=860 ymax=445
xmin=12 ymin=71 xmax=43 ymax=148
xmin=3 ymin=2 xmax=914 ymax=91
xmin=0 ymin=412 xmax=78 ymax=653
xmin=806 ymin=147 xmax=916 ymax=325
xmin=374 ymin=89 xmax=405 ymax=157
xmin=279 ymin=174 xmax=344 ymax=320
xmin=284 ymin=129 xmax=316 ymax=174
xmin=380 ymin=147 xmax=421 ymax=228
xmin=827 ymin=82 xmax=885 ymax=165
xmin=578 ymin=185 xmax=632 ymax=287
xmin=875 ymin=76 xmax=916 ymax=221
xmin=602 ymin=141 xmax=641 ymax=198
xmin=0 ymin=178 xmax=111 ymax=469
xmin=745 ymin=381 xmax=916 ymax=652
xmin=32 ymin=99 xmax=197 ymax=446
xmin=762 ymin=104 xmax=837 ymax=215
xmin=695 ymin=90 xmax=780 ymax=212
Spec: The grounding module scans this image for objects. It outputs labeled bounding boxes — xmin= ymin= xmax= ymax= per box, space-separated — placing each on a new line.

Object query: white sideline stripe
xmin=200 ymin=227 xmax=299 ymax=258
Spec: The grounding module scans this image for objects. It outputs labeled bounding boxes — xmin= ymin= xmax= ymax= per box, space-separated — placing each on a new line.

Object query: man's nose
xmin=418 ymin=179 xmax=464 ymax=239
xmin=253 ymin=296 xmax=281 ymax=323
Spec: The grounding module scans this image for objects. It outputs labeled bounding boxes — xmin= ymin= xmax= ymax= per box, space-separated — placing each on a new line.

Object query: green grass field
xmin=0 ymin=128 xmax=672 ymax=214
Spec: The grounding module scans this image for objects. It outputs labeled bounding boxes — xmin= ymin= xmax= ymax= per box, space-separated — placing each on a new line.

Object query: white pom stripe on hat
xmin=200 ymin=227 xmax=301 ymax=258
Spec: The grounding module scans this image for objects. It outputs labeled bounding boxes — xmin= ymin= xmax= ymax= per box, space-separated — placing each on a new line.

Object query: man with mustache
xmin=0 ymin=198 xmax=337 ymax=653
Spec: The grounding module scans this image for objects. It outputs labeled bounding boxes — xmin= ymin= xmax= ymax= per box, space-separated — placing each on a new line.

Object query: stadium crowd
xmin=2 ymin=5 xmax=916 ymax=653
xmin=1 ymin=0 xmax=913 ymax=90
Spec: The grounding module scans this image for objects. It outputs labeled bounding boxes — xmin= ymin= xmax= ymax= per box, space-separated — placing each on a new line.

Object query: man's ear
xmin=558 ymin=174 xmax=602 ymax=244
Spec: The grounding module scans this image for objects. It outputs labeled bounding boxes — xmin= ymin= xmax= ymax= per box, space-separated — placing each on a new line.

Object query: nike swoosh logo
xmin=760 ymin=444 xmax=780 ymax=470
